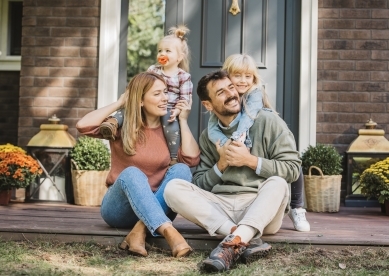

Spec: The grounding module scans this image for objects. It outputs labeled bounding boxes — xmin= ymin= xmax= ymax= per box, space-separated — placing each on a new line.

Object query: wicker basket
xmin=304 ymin=166 xmax=342 ymax=212
xmin=71 ymin=160 xmax=109 ymax=206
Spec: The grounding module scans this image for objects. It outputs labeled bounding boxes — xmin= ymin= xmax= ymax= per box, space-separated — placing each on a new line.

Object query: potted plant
xmin=300 ymin=144 xmax=343 ymax=212
xmin=0 ymin=144 xmax=42 ymax=205
xmin=359 ymin=157 xmax=389 ymax=215
xmin=70 ymin=136 xmax=110 ymax=206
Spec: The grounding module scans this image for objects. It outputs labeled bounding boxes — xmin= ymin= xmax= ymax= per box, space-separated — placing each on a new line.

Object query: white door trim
xmin=299 ymin=0 xmax=318 ymax=152
xmin=97 ymin=0 xmax=121 ymax=109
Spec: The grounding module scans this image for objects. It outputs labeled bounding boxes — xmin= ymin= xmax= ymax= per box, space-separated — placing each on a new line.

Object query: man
xmin=164 ymin=70 xmax=301 ymax=272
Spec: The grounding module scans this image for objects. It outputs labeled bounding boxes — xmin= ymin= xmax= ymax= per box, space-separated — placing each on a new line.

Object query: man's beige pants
xmin=164 ymin=176 xmax=290 ymax=236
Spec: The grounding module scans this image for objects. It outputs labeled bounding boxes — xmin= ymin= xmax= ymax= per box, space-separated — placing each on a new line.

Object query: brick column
xmin=317 ymin=0 xmax=389 ymax=152
xmin=19 ymin=0 xmax=100 ymax=146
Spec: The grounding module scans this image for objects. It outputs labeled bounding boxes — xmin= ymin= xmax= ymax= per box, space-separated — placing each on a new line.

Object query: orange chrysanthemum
xmin=0 ymin=150 xmax=42 ymax=190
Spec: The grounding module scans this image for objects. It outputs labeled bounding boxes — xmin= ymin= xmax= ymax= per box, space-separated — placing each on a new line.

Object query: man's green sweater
xmin=193 ymin=109 xmax=301 ymax=194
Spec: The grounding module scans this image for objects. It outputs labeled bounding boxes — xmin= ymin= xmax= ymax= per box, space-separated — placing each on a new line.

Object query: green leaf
xmin=301 ymin=144 xmax=343 ymax=175
xmin=70 ymin=136 xmax=110 ymax=171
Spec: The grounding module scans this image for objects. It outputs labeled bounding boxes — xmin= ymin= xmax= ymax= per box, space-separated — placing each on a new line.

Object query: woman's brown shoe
xmin=118 ymin=220 xmax=148 ymax=257
xmin=163 ymin=226 xmax=193 ymax=258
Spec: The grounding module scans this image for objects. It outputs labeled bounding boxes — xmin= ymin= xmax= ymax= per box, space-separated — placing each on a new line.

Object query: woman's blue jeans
xmin=100 ymin=163 xmax=192 ymax=236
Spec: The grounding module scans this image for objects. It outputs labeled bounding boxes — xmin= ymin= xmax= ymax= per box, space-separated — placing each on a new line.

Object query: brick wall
xmin=317 ymin=0 xmax=389 ymax=153
xmin=18 ymin=0 xmax=100 ymax=146
xmin=0 ymin=71 xmax=20 ymax=145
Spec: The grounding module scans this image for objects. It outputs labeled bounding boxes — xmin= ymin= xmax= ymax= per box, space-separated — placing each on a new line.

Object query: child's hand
xmin=168 ymin=108 xmax=181 ymax=122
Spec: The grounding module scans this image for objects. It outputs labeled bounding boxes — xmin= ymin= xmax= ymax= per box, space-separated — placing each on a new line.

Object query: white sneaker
xmin=288 ymin=208 xmax=310 ymax=232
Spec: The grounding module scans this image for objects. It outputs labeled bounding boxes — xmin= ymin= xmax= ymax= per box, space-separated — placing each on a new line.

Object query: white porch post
xmin=299 ymin=0 xmax=318 ymax=152
xmin=98 ymin=0 xmax=121 ymax=109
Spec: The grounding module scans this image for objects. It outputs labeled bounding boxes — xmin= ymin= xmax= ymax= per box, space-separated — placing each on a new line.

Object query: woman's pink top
xmin=77 ymin=124 xmax=200 ymax=191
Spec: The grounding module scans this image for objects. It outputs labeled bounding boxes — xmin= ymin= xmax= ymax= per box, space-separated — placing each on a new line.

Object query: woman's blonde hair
xmin=222 ymin=53 xmax=274 ymax=111
xmin=159 ymin=25 xmax=191 ymax=72
xmin=121 ymin=72 xmax=166 ymax=155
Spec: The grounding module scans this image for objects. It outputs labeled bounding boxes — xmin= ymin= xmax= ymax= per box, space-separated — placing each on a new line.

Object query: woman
xmin=76 ymin=72 xmax=200 ymax=258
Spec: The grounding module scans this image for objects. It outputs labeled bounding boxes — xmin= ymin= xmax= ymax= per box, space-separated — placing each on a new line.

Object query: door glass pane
xmin=8 ymin=1 xmax=23 ymax=56
xmin=127 ymin=0 xmax=165 ymax=81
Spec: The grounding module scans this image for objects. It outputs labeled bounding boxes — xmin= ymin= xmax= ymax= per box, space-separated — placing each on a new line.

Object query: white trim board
xmin=299 ymin=0 xmax=318 ymax=152
xmin=97 ymin=0 xmax=121 ymax=109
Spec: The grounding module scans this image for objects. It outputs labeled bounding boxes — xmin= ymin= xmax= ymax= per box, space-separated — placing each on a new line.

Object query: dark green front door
xmin=165 ymin=0 xmax=301 ymax=142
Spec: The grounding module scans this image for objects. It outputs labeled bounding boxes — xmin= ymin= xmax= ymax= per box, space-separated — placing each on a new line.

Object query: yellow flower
xmin=360 ymin=157 xmax=389 ymax=204
xmin=0 ymin=143 xmax=26 ymax=154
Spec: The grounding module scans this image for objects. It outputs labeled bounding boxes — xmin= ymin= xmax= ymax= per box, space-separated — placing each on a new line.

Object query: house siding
xmin=317 ymin=0 xmax=389 ymax=154
xmin=18 ymin=0 xmax=100 ymax=146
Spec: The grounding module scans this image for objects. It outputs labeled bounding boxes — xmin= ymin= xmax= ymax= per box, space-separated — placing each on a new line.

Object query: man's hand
xmin=176 ymin=95 xmax=192 ymax=122
xmin=215 ymin=139 xmax=231 ymax=173
xmin=225 ymin=140 xmax=257 ymax=169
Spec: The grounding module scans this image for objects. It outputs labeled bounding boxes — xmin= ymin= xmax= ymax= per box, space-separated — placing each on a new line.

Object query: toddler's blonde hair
xmin=159 ymin=25 xmax=191 ymax=72
xmin=222 ymin=53 xmax=274 ymax=111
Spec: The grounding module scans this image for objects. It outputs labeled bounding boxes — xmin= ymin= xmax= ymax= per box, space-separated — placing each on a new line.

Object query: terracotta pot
xmin=0 ymin=190 xmax=12 ymax=206
xmin=381 ymin=200 xmax=389 ymax=216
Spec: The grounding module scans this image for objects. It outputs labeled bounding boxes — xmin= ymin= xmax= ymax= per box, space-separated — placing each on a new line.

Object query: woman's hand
xmin=76 ymin=91 xmax=126 ymax=129
xmin=176 ymin=95 xmax=192 ymax=121
xmin=177 ymin=94 xmax=200 ymax=158
xmin=118 ymin=90 xmax=129 ymax=109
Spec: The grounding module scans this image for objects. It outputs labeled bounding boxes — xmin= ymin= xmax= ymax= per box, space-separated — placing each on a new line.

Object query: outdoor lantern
xmin=26 ymin=115 xmax=76 ymax=203
xmin=345 ymin=119 xmax=389 ymax=207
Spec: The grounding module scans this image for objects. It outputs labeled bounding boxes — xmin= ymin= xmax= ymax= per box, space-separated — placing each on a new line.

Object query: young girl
xmin=99 ymin=25 xmax=192 ymax=165
xmin=207 ymin=54 xmax=271 ymax=148
xmin=208 ymin=53 xmax=311 ymax=232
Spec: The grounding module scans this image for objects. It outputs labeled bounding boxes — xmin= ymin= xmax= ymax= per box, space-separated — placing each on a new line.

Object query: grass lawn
xmin=0 ymin=239 xmax=388 ymax=275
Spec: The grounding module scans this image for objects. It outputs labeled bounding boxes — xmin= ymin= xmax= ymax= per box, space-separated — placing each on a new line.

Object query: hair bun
xmin=168 ymin=25 xmax=190 ymax=40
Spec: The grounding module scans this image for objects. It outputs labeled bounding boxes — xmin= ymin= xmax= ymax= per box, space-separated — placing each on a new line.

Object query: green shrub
xmin=301 ymin=144 xmax=343 ymax=176
xmin=70 ymin=136 xmax=110 ymax=171
xmin=360 ymin=158 xmax=389 ymax=204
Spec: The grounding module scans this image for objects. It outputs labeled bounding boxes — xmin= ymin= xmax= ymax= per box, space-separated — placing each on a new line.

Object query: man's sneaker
xmin=288 ymin=208 xmax=310 ymax=232
xmin=99 ymin=118 xmax=118 ymax=140
xmin=201 ymin=234 xmax=247 ymax=272
xmin=240 ymin=237 xmax=272 ymax=264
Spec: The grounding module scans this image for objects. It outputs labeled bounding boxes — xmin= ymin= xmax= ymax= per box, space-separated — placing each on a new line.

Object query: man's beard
xmin=216 ymin=96 xmax=240 ymax=116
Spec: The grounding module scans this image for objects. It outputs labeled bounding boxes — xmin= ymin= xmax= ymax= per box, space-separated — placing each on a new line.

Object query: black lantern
xmin=26 ymin=115 xmax=76 ymax=203
xmin=345 ymin=119 xmax=389 ymax=207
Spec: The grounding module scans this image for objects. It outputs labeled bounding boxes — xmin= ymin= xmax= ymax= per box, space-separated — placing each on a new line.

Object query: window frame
xmin=0 ymin=0 xmax=22 ymax=71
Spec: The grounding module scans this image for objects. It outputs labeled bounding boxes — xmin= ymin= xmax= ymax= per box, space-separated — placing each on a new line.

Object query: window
xmin=127 ymin=0 xmax=165 ymax=81
xmin=0 ymin=0 xmax=22 ymax=70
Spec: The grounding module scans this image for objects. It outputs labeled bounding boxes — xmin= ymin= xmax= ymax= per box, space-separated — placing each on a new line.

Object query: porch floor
xmin=0 ymin=202 xmax=388 ymax=250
